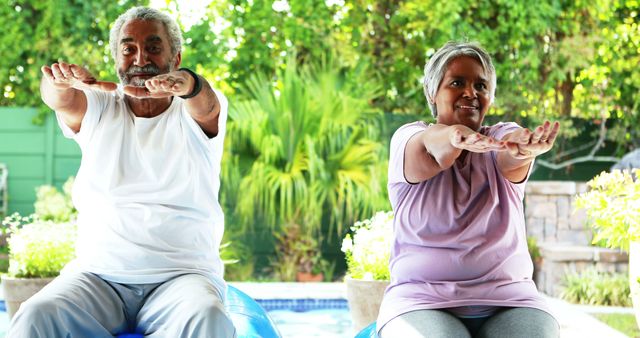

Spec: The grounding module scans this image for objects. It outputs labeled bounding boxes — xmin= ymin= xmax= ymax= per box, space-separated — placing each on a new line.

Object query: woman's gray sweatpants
xmin=380 ymin=307 xmax=559 ymax=338
xmin=6 ymin=272 xmax=236 ymax=338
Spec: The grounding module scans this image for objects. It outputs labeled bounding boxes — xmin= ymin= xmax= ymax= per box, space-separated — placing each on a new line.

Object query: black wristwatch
xmin=178 ymin=68 xmax=202 ymax=99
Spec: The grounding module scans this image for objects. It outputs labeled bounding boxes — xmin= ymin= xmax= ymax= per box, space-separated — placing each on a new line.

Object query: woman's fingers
xmin=545 ymin=121 xmax=560 ymax=143
xmin=458 ymin=133 xmax=506 ymax=152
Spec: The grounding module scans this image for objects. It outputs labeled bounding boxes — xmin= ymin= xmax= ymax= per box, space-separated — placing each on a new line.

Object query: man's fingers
xmin=123 ymin=85 xmax=173 ymax=98
xmin=51 ymin=64 xmax=66 ymax=80
xmin=123 ymin=86 xmax=150 ymax=97
xmin=41 ymin=66 xmax=54 ymax=80
xmin=58 ymin=62 xmax=73 ymax=79
xmin=89 ymin=81 xmax=118 ymax=92
xmin=69 ymin=64 xmax=91 ymax=80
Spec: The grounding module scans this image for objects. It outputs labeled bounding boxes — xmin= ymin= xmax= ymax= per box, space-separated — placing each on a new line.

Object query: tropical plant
xmin=341 ymin=210 xmax=393 ymax=281
xmin=225 ymin=55 xmax=387 ymax=241
xmin=574 ymin=169 xmax=640 ymax=251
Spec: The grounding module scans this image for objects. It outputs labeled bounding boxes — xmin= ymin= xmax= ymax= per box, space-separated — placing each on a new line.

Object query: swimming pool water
xmin=257 ymin=298 xmax=353 ymax=337
xmin=269 ymin=308 xmax=353 ymax=338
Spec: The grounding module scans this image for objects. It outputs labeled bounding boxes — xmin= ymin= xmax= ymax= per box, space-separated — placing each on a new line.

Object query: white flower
xmin=272 ymin=0 xmax=290 ymax=12
xmin=342 ymin=210 xmax=393 ymax=280
xmin=341 ymin=235 xmax=353 ymax=253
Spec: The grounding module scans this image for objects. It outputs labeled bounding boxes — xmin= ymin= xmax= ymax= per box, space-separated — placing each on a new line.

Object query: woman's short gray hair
xmin=109 ymin=7 xmax=183 ymax=60
xmin=423 ymin=41 xmax=496 ymax=117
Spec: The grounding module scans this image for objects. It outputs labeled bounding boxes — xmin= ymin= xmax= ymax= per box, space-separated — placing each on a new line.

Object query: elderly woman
xmin=377 ymin=41 xmax=560 ymax=338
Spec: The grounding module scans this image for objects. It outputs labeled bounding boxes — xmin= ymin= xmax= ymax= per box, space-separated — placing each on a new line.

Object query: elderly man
xmin=8 ymin=6 xmax=235 ymax=337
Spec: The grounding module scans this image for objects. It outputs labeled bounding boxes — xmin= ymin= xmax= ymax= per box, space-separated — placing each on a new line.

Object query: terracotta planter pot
xmin=1 ymin=276 xmax=55 ymax=319
xmin=345 ymin=277 xmax=389 ymax=333
xmin=296 ymin=271 xmax=324 ymax=282
xmin=630 ymin=241 xmax=640 ymax=330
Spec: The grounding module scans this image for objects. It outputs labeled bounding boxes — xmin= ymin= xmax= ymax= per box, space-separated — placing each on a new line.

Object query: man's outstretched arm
xmin=124 ymin=69 xmax=221 ymax=138
xmin=41 ymin=62 xmax=117 ymax=133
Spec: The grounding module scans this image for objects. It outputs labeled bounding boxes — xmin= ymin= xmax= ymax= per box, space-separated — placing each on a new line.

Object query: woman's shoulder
xmin=391 ymin=120 xmax=429 ymax=138
xmin=400 ymin=120 xmax=429 ymax=130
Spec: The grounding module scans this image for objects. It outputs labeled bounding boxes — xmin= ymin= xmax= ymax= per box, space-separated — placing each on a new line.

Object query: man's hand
xmin=449 ymin=124 xmax=507 ymax=153
xmin=503 ymin=121 xmax=560 ymax=159
xmin=123 ymin=70 xmax=194 ymax=98
xmin=41 ymin=62 xmax=117 ymax=92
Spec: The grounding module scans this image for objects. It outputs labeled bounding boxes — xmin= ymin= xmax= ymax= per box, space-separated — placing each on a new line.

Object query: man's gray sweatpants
xmin=6 ymin=272 xmax=236 ymax=338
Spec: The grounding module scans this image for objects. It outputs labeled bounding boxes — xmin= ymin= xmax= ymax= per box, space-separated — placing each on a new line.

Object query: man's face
xmin=116 ymin=19 xmax=179 ymax=86
xmin=433 ymin=56 xmax=492 ymax=131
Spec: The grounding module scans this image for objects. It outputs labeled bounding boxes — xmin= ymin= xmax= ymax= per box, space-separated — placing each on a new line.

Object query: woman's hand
xmin=503 ymin=121 xmax=560 ymax=159
xmin=449 ymin=124 xmax=507 ymax=153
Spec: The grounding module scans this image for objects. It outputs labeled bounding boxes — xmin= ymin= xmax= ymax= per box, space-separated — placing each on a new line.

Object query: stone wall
xmin=535 ymin=244 xmax=628 ymax=297
xmin=524 ymin=181 xmax=629 ymax=297
xmin=525 ymin=181 xmax=589 ymax=245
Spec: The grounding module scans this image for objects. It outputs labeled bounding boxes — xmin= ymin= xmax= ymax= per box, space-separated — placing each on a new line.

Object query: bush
xmin=1 ymin=177 xmax=78 ymax=278
xmin=560 ymin=267 xmax=631 ymax=307
xmin=5 ymin=220 xmax=76 ymax=278
xmin=574 ymin=169 xmax=640 ymax=251
xmin=341 ymin=211 xmax=393 ymax=281
xmin=34 ymin=177 xmax=76 ymax=223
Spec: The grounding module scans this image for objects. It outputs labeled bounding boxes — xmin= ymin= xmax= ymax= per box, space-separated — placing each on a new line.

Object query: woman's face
xmin=433 ymin=56 xmax=492 ymax=131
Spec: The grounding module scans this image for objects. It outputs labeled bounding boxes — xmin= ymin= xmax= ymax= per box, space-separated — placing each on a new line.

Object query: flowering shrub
xmin=341 ymin=211 xmax=393 ymax=280
xmin=1 ymin=176 xmax=78 ymax=278
xmin=574 ymin=169 xmax=640 ymax=251
xmin=34 ymin=177 xmax=76 ymax=222
xmin=5 ymin=219 xmax=76 ymax=278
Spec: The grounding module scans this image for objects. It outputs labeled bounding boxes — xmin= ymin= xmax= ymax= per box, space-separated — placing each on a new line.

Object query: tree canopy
xmin=2 ymin=0 xmax=638 ymax=151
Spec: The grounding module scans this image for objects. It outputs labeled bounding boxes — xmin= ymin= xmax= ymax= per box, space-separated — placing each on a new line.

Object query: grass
xmin=593 ymin=313 xmax=640 ymax=337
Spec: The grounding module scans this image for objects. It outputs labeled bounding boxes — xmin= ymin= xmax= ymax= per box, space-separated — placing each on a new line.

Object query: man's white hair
xmin=109 ymin=7 xmax=183 ymax=60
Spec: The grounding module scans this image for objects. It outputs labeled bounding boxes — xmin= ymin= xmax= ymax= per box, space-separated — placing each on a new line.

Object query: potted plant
xmin=271 ymin=222 xmax=326 ymax=282
xmin=1 ymin=215 xmax=77 ymax=318
xmin=1 ymin=177 xmax=77 ymax=319
xmin=574 ymin=169 xmax=640 ymax=327
xmin=341 ymin=210 xmax=393 ymax=333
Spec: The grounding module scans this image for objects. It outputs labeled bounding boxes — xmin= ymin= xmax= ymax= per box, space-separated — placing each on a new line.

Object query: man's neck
xmin=125 ymin=95 xmax=172 ymax=118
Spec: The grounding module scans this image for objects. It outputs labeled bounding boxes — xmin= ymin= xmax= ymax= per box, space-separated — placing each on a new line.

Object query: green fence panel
xmin=0 ymin=107 xmax=80 ymax=216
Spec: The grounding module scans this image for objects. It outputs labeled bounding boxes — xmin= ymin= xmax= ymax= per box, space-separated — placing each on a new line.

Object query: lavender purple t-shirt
xmin=377 ymin=121 xmax=554 ymax=331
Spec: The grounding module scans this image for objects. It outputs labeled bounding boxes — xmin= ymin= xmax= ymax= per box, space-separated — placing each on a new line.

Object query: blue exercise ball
xmin=116 ymin=285 xmax=280 ymax=338
xmin=354 ymin=322 xmax=379 ymax=338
